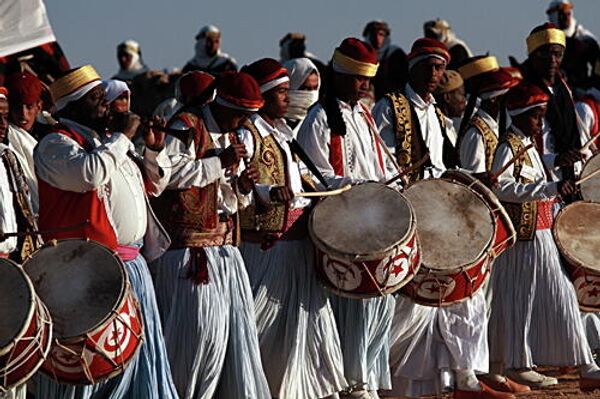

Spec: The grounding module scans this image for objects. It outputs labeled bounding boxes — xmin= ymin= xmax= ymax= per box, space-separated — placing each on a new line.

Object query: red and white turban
xmin=215 ymin=71 xmax=264 ymax=112
xmin=408 ymin=38 xmax=450 ymax=69
xmin=331 ymin=38 xmax=379 ymax=78
xmin=241 ymin=58 xmax=289 ymax=94
xmin=506 ymin=82 xmax=550 ymax=117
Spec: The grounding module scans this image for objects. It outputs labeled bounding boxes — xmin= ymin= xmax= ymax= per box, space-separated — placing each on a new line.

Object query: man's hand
xmin=473 ymin=172 xmax=498 ymax=189
xmin=558 ymin=179 xmax=578 ymax=197
xmin=143 ymin=116 xmax=167 ymax=151
xmin=238 ymin=164 xmax=259 ymax=194
xmin=556 ymin=150 xmax=583 ymax=168
xmin=219 ymin=144 xmax=248 ymax=169
xmin=269 ymin=185 xmax=295 ymax=203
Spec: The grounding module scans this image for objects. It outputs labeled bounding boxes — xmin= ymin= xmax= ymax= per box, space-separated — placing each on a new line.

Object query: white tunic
xmin=459 ymin=109 xmax=498 ymax=173
xmin=576 ymin=88 xmax=600 ymax=150
xmin=0 ymin=145 xmax=18 ymax=254
xmin=373 ymin=84 xmax=447 ymax=179
xmin=7 ymin=124 xmax=38 ymax=213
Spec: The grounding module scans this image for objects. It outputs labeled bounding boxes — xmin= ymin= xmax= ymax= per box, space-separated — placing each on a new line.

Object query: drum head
xmin=404 ymin=179 xmax=495 ymax=270
xmin=0 ymin=259 xmax=32 ymax=348
xmin=24 ymin=240 xmax=125 ymax=339
xmin=310 ymin=183 xmax=413 ymax=258
xmin=555 ymin=202 xmax=600 ymax=271
xmin=581 ymin=154 xmax=600 ymax=202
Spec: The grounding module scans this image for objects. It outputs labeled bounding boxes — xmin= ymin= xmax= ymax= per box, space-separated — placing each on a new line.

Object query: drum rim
xmin=23 ymin=239 xmax=129 ymax=340
xmin=580 ymin=153 xmax=600 ymax=201
xmin=309 ymin=184 xmax=418 ymax=261
xmin=405 ymin=178 xmax=497 ymax=272
xmin=553 ymin=201 xmax=600 ymax=272
xmin=442 ymin=169 xmax=517 ymax=250
xmin=0 ymin=259 xmax=36 ymax=356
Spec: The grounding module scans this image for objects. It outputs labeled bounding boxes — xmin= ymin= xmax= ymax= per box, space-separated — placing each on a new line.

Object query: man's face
xmin=118 ymin=51 xmax=133 ymax=70
xmin=299 ymin=72 xmax=319 ymax=91
xmin=205 ymin=35 xmax=221 ymax=57
xmin=530 ymin=44 xmax=564 ymax=83
xmin=111 ymin=93 xmax=130 ymax=113
xmin=513 ymin=105 xmax=547 ymax=137
xmin=262 ymin=81 xmax=289 ymax=119
xmin=410 ymin=57 xmax=447 ymax=95
xmin=74 ymin=85 xmax=109 ymax=126
xmin=335 ymin=73 xmax=370 ymax=104
xmin=372 ymin=29 xmax=387 ymax=50
xmin=219 ymin=107 xmax=253 ymax=132
xmin=10 ymin=100 xmax=42 ymax=132
xmin=0 ymin=100 xmax=8 ymax=142
xmin=557 ymin=9 xmax=573 ymax=30
xmin=443 ymin=85 xmax=466 ymax=118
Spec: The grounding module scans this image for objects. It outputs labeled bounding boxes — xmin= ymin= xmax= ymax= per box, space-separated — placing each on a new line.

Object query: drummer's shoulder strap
xmin=501 ymin=131 xmax=537 ymax=241
xmin=470 ymin=115 xmax=499 ymax=173
xmin=384 ymin=92 xmax=425 ymax=183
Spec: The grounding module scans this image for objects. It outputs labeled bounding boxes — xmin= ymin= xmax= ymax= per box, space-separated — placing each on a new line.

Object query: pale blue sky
xmin=45 ymin=0 xmax=599 ymax=78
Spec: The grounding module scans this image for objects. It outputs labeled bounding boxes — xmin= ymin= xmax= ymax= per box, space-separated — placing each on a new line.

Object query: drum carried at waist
xmin=554 ymin=201 xmax=600 ymax=312
xmin=401 ymin=172 xmax=514 ymax=306
xmin=0 ymin=258 xmax=52 ymax=391
xmin=309 ymin=182 xmax=421 ymax=298
xmin=580 ymin=153 xmax=600 ymax=202
xmin=24 ymin=239 xmax=143 ymax=385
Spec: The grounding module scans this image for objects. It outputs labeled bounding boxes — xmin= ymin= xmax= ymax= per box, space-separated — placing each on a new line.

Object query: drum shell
xmin=0 ymin=261 xmax=52 ymax=390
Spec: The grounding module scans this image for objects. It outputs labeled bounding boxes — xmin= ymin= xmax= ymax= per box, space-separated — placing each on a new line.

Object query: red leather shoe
xmin=479 ymin=376 xmax=531 ymax=393
xmin=454 ymin=382 xmax=516 ymax=399
xmin=580 ymin=377 xmax=600 ymax=392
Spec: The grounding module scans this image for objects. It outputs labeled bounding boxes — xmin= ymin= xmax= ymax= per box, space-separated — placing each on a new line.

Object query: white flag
xmin=0 ymin=0 xmax=56 ymax=57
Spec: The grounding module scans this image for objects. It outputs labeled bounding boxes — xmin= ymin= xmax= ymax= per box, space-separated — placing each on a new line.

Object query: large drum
xmin=401 ymin=178 xmax=498 ymax=306
xmin=309 ymin=182 xmax=420 ymax=298
xmin=554 ymin=201 xmax=600 ymax=312
xmin=0 ymin=259 xmax=52 ymax=391
xmin=24 ymin=239 xmax=143 ymax=384
xmin=580 ymin=153 xmax=600 ymax=202
xmin=442 ymin=170 xmax=516 ymax=257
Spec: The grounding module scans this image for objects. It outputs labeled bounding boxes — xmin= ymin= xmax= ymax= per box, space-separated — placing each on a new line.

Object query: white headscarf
xmin=114 ymin=40 xmax=149 ymax=81
xmin=547 ymin=1 xmax=578 ymax=37
xmin=282 ymin=58 xmax=320 ymax=123
xmin=102 ymin=79 xmax=130 ymax=105
xmin=188 ymin=25 xmax=236 ymax=69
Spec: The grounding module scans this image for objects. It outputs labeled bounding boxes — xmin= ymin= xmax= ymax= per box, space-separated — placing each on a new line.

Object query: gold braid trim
xmin=470 ymin=115 xmax=499 ymax=173
xmin=501 ymin=132 xmax=538 ymax=241
xmin=385 ymin=92 xmax=419 ymax=183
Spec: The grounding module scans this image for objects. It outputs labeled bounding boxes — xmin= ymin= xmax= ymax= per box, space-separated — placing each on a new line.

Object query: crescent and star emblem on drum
xmin=322 ymin=255 xmax=362 ymax=291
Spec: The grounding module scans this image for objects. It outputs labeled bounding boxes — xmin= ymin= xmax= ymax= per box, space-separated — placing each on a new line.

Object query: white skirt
xmin=150 ymin=246 xmax=271 ymax=399
xmin=241 ymin=239 xmax=347 ymax=399
xmin=582 ymin=312 xmax=600 ymax=353
xmin=385 ymin=290 xmax=488 ymax=398
xmin=488 ymin=229 xmax=594 ymax=369
xmin=329 ymin=293 xmax=395 ymax=391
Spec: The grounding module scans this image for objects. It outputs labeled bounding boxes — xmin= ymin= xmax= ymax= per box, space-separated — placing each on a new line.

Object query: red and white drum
xmin=401 ymin=178 xmax=498 ymax=306
xmin=580 ymin=153 xmax=600 ymax=202
xmin=24 ymin=239 xmax=143 ymax=385
xmin=0 ymin=258 xmax=52 ymax=391
xmin=309 ymin=182 xmax=420 ymax=298
xmin=442 ymin=170 xmax=516 ymax=257
xmin=554 ymin=202 xmax=600 ymax=312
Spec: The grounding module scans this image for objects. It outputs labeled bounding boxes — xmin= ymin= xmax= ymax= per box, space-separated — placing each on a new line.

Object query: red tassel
xmin=188 ymin=248 xmax=210 ymax=285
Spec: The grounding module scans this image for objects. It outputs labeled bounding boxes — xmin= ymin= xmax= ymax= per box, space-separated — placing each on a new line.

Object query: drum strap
xmin=500 ymin=132 xmax=538 ymax=241
xmin=468 ymin=115 xmax=499 ymax=173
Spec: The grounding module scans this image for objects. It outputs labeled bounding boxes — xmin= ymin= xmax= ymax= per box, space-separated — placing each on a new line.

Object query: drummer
xmin=488 ymin=82 xmax=600 ymax=391
xmin=237 ymin=58 xmax=346 ymax=398
xmin=32 ymin=66 xmax=178 ymax=399
xmin=373 ymin=40 xmax=510 ymax=399
xmin=297 ymin=37 xmax=396 ymax=398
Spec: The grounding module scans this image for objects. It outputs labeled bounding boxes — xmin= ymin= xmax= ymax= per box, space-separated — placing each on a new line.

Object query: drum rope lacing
xmin=0 ymin=300 xmax=52 ymax=391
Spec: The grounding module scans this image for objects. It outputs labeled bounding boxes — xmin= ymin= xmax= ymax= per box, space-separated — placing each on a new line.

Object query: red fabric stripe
xmin=329 ymin=134 xmax=344 ymax=176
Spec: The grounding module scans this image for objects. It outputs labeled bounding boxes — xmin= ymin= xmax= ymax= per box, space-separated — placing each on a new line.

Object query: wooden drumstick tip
xmin=295 ymin=185 xmax=352 ymax=198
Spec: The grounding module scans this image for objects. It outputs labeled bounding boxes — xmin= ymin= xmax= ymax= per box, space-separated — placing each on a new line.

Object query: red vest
xmin=581 ymin=96 xmax=600 ymax=136
xmin=37 ymin=124 xmax=118 ymax=249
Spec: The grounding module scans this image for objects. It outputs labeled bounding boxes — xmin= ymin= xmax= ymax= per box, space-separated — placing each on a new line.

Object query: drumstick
xmin=575 ymin=167 xmax=600 ymax=186
xmin=295 ymin=185 xmax=352 ymax=197
xmin=372 ymin=131 xmax=403 ymax=174
xmin=490 ymin=144 xmax=534 ymax=181
xmin=385 ymin=153 xmax=431 ymax=186
xmin=580 ymin=132 xmax=600 ymax=154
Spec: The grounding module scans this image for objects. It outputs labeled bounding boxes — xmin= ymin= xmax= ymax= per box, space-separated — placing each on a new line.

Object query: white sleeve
xmin=297 ymin=108 xmax=353 ymax=189
xmin=372 ymin=98 xmax=401 ymax=183
xmin=576 ymin=102 xmax=594 ymax=143
xmin=459 ymin=127 xmax=487 ymax=173
xmin=491 ymin=142 xmax=558 ymax=203
xmin=142 ymin=147 xmax=171 ymax=197
xmin=236 ymin=126 xmax=271 ymax=205
xmin=163 ymin=135 xmax=222 ymax=190
xmin=34 ymin=132 xmax=131 ymax=193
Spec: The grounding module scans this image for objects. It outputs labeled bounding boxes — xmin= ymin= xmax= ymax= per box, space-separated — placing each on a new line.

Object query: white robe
xmin=488 ymin=127 xmax=594 ymax=369
xmin=7 ymin=124 xmax=38 ymax=214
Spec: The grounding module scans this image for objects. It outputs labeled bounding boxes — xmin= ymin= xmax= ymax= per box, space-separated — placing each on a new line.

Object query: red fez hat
xmin=5 ymin=72 xmax=43 ymax=105
xmin=458 ymin=56 xmax=521 ymax=98
xmin=0 ymin=87 xmax=8 ymax=100
xmin=178 ymin=71 xmax=216 ymax=104
xmin=408 ymin=38 xmax=450 ymax=68
xmin=241 ymin=58 xmax=289 ymax=93
xmin=331 ymin=38 xmax=379 ymax=77
xmin=215 ymin=71 xmax=264 ymax=112
xmin=506 ymin=82 xmax=550 ymax=116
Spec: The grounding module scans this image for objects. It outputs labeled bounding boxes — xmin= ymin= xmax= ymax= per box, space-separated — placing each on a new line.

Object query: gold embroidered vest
xmin=239 ymin=120 xmax=290 ymax=233
xmin=469 ymin=115 xmax=499 ymax=173
xmin=500 ymin=132 xmax=538 ymax=241
xmin=384 ymin=92 xmax=448 ymax=183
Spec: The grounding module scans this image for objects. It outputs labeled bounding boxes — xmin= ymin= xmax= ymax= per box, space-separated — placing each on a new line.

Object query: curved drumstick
xmin=490 ymin=144 xmax=534 ymax=181
xmin=385 ymin=153 xmax=431 ymax=186
xmin=580 ymin=132 xmax=600 ymax=154
xmin=576 ymin=167 xmax=600 ymax=186
xmin=295 ymin=185 xmax=352 ymax=198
